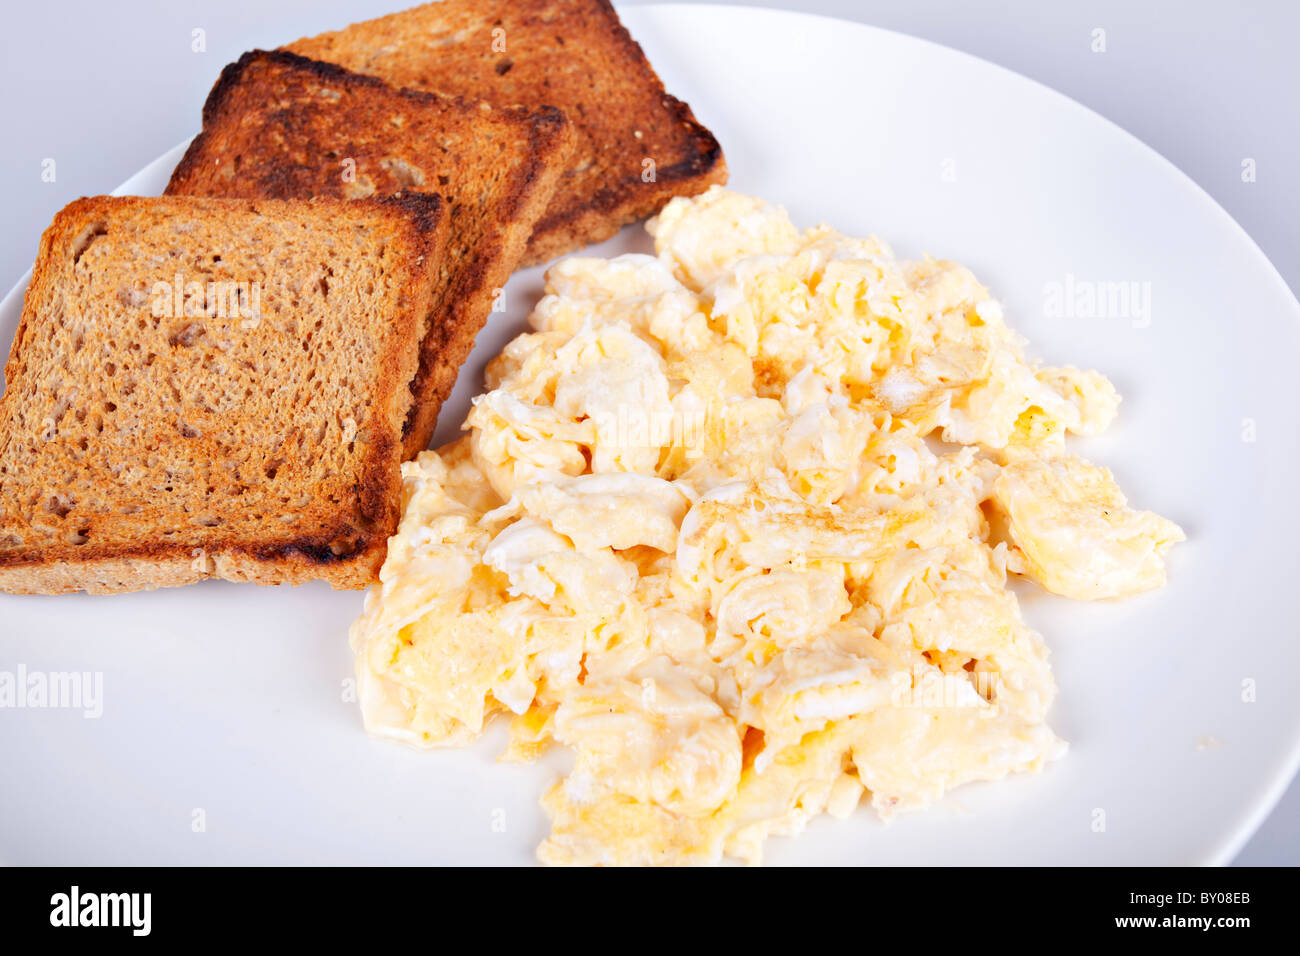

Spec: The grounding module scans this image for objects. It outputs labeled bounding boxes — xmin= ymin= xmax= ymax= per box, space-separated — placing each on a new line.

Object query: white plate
xmin=2 ymin=3 xmax=1298 ymax=866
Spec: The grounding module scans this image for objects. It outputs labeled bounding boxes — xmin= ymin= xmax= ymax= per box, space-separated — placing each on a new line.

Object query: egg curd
xmin=350 ymin=188 xmax=1183 ymax=865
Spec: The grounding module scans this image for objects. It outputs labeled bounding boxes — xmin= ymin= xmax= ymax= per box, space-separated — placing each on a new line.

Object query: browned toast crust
xmin=284 ymin=0 xmax=728 ymax=266
xmin=166 ymin=49 xmax=576 ymax=455
xmin=0 ymin=193 xmax=447 ymax=594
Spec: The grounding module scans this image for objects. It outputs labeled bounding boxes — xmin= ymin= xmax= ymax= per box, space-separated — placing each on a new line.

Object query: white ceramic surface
xmin=2 ymin=5 xmax=1297 ymax=865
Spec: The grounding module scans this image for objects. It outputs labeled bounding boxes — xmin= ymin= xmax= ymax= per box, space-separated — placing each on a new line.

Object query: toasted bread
xmin=166 ymin=49 xmax=575 ymax=455
xmin=0 ymin=193 xmax=448 ymax=595
xmin=284 ymin=0 xmax=728 ymax=266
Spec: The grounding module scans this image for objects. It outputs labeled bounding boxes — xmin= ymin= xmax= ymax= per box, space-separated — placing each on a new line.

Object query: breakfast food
xmin=285 ymin=0 xmax=728 ymax=266
xmin=165 ymin=49 xmax=575 ymax=455
xmin=349 ymin=188 xmax=1184 ymax=864
xmin=0 ymin=193 xmax=448 ymax=594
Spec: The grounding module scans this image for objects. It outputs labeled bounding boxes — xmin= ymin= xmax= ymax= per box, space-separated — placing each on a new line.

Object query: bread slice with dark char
xmin=166 ymin=49 xmax=576 ymax=456
xmin=0 ymin=193 xmax=447 ymax=595
xmin=283 ymin=0 xmax=728 ymax=267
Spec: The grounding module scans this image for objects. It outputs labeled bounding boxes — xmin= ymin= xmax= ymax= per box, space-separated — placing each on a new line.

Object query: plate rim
xmin=2 ymin=2 xmax=1296 ymax=865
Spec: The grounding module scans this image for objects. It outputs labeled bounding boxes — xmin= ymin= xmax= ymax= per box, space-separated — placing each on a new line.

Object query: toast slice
xmin=284 ymin=0 xmax=728 ymax=266
xmin=0 ymin=193 xmax=448 ymax=595
xmin=166 ymin=49 xmax=575 ymax=456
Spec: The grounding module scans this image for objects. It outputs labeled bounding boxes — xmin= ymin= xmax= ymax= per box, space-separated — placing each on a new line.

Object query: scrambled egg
xmin=350 ymin=188 xmax=1184 ymax=865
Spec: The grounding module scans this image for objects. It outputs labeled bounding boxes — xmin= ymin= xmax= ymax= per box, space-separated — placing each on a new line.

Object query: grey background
xmin=0 ymin=0 xmax=1294 ymax=865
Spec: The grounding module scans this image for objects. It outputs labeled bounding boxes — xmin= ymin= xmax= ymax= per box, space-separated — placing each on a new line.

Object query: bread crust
xmin=283 ymin=0 xmax=728 ymax=267
xmin=0 ymin=194 xmax=447 ymax=594
xmin=166 ymin=48 xmax=576 ymax=455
